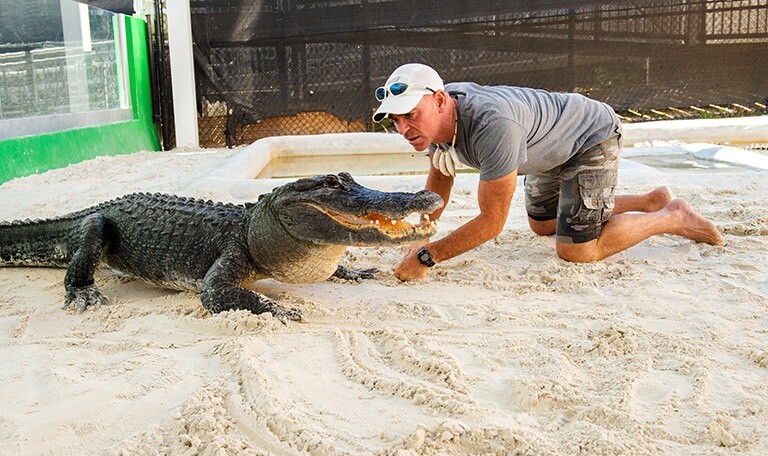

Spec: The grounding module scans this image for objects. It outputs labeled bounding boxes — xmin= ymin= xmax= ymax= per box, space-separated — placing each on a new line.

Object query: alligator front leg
xmin=201 ymin=254 xmax=302 ymax=324
xmin=332 ymin=264 xmax=379 ymax=282
xmin=63 ymin=213 xmax=110 ymax=312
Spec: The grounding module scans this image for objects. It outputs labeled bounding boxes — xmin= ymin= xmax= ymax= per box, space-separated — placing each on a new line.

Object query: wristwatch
xmin=416 ymin=247 xmax=436 ymax=267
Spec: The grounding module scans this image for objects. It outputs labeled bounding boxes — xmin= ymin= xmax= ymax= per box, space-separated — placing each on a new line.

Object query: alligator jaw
xmin=320 ymin=207 xmax=438 ymax=238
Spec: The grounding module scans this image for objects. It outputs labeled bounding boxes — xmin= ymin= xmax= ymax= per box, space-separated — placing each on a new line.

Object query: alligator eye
xmin=324 ymin=174 xmax=341 ymax=188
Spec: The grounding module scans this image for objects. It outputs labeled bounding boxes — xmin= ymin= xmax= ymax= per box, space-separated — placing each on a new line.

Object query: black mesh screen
xmin=189 ymin=0 xmax=768 ymax=148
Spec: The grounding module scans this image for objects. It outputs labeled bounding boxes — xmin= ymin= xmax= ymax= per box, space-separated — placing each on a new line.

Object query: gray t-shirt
xmin=434 ymin=82 xmax=620 ymax=181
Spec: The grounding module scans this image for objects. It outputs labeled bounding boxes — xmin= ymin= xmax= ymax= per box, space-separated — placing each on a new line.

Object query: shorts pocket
xmin=577 ymin=171 xmax=616 ymax=221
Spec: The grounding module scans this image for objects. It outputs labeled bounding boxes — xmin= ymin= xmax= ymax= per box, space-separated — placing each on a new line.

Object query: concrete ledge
xmin=205 ymin=133 xmax=414 ymax=180
xmin=191 ymin=118 xmax=767 ymax=198
xmin=687 ymin=143 xmax=768 ymax=170
xmin=622 ymin=116 xmax=768 ymax=145
xmin=191 ymin=133 xmax=419 ymax=198
xmin=624 ymin=143 xmax=768 ymax=170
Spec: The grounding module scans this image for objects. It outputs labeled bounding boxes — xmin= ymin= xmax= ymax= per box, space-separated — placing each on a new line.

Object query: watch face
xmin=417 ymin=247 xmax=434 ymax=266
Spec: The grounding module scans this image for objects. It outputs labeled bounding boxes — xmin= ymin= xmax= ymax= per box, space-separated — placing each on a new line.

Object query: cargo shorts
xmin=524 ymin=128 xmax=622 ymax=244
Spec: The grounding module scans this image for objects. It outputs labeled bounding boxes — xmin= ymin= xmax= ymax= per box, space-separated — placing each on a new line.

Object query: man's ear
xmin=436 ymin=90 xmax=451 ymax=113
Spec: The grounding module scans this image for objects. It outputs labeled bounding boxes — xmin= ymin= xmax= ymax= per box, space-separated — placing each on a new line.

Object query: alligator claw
xmin=355 ymin=268 xmax=379 ymax=281
xmin=273 ymin=306 xmax=303 ymax=325
xmin=333 ymin=265 xmax=380 ymax=282
xmin=63 ymin=285 xmax=109 ymax=313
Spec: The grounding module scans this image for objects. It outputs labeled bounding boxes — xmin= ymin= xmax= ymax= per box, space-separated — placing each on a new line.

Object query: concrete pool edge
xmin=189 ymin=117 xmax=768 ymax=197
xmin=203 ymin=132 xmax=415 ymax=180
xmin=188 ymin=132 xmax=429 ymax=197
xmin=621 ymin=115 xmax=768 ymax=145
xmin=624 ymin=143 xmax=768 ymax=170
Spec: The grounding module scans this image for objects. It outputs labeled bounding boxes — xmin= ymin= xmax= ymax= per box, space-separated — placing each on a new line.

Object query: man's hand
xmin=393 ymin=170 xmax=518 ymax=282
xmin=392 ymin=249 xmax=430 ymax=281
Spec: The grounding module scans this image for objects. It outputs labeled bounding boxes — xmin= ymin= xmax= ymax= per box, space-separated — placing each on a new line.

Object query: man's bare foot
xmin=666 ymin=198 xmax=724 ymax=245
xmin=648 ymin=187 xmax=673 ymax=212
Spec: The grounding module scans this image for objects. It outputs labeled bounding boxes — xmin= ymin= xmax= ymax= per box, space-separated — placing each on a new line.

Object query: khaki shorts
xmin=524 ymin=129 xmax=622 ymax=244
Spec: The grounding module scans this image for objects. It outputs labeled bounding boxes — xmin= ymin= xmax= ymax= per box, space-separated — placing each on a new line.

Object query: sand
xmin=0 ymin=145 xmax=766 ymax=455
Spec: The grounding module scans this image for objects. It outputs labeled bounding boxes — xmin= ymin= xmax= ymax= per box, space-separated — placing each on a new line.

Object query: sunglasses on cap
xmin=375 ymin=82 xmax=436 ymax=101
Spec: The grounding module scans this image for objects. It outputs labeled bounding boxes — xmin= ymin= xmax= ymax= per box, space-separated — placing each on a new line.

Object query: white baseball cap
xmin=372 ymin=63 xmax=444 ymax=123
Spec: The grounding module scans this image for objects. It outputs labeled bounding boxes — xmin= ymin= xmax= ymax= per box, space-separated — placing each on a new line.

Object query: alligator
xmin=0 ymin=172 xmax=442 ymax=323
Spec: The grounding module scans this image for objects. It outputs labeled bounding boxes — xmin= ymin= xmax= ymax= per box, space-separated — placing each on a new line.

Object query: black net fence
xmin=189 ymin=0 xmax=768 ymax=148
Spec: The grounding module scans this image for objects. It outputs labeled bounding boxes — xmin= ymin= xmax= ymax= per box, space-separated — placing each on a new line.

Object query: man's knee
xmin=556 ymin=240 xmax=600 ymax=263
xmin=528 ymin=217 xmax=556 ymax=236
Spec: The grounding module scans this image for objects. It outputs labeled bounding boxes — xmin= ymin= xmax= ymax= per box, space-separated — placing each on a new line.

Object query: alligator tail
xmin=0 ymin=215 xmax=84 ymax=267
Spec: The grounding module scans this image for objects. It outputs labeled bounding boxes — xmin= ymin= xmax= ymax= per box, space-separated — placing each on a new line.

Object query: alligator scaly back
xmin=0 ymin=193 xmax=242 ymax=270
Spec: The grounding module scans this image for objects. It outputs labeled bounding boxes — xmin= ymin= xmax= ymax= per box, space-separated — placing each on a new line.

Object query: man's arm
xmin=402 ymin=152 xmax=454 ymax=253
xmin=393 ymin=169 xmax=518 ymax=281
xmin=423 ymin=155 xmax=454 ymax=222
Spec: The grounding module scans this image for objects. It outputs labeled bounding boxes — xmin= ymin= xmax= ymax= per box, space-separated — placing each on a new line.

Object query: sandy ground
xmin=0 ymin=146 xmax=766 ymax=455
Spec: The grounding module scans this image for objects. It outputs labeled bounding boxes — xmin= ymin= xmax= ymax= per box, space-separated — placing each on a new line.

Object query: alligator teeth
xmin=319 ymin=206 xmax=437 ymax=237
xmin=405 ymin=212 xmax=421 ymax=226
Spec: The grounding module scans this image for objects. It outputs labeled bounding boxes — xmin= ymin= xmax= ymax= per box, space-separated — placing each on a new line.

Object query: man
xmin=372 ymin=63 xmax=724 ymax=281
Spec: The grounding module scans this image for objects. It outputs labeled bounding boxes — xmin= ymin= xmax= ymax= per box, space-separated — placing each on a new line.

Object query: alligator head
xmin=258 ymin=172 xmax=443 ymax=246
